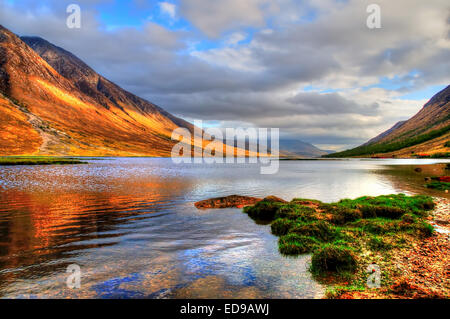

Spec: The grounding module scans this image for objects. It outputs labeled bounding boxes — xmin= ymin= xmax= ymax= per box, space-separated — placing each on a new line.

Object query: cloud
xmin=225 ymin=32 xmax=247 ymax=46
xmin=179 ymin=0 xmax=268 ymax=38
xmin=159 ymin=2 xmax=176 ymax=19
xmin=0 ymin=0 xmax=448 ymax=150
xmin=286 ymin=92 xmax=380 ymax=116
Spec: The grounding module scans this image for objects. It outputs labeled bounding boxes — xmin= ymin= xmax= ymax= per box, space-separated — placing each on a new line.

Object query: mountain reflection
xmin=0 ymin=166 xmax=193 ymax=295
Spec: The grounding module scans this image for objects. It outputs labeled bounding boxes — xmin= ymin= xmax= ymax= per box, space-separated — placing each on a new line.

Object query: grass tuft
xmin=311 ymin=244 xmax=357 ymax=274
xmin=279 ymin=234 xmax=319 ymax=255
xmin=243 ymin=200 xmax=283 ymax=221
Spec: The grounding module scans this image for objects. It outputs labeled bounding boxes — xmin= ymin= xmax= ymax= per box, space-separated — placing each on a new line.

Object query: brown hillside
xmin=327 ymin=85 xmax=450 ymax=158
xmin=373 ymin=85 xmax=449 ymax=144
xmin=0 ymin=25 xmax=195 ymax=156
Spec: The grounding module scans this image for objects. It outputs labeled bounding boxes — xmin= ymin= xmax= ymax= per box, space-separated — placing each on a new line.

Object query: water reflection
xmin=374 ymin=163 xmax=450 ymax=199
xmin=0 ymin=158 xmax=448 ymax=298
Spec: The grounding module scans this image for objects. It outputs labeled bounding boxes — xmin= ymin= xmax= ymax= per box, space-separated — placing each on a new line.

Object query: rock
xmin=414 ymin=167 xmax=422 ymax=172
xmin=194 ymin=195 xmax=262 ymax=209
xmin=424 ymin=177 xmax=431 ymax=181
xmin=194 ymin=194 xmax=288 ymax=209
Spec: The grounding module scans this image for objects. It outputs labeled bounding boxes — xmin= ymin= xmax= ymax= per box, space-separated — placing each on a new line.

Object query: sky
xmin=0 ymin=0 xmax=449 ymax=150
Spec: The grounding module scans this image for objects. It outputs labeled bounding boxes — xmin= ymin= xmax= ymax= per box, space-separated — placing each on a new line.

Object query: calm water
xmin=0 ymin=158 xmax=449 ymax=298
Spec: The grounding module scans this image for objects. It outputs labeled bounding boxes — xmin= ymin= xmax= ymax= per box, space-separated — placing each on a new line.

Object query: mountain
xmin=326 ymin=85 xmax=450 ymax=158
xmin=361 ymin=120 xmax=406 ymax=146
xmin=21 ymin=36 xmax=192 ymax=131
xmin=279 ymin=139 xmax=332 ymax=158
xmin=0 ymin=25 xmax=198 ymax=156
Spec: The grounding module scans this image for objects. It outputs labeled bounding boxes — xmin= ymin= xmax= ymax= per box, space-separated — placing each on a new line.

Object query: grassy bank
xmin=425 ymin=181 xmax=450 ymax=191
xmin=0 ymin=156 xmax=87 ymax=166
xmin=243 ymin=194 xmax=446 ymax=298
xmin=323 ymin=125 xmax=450 ymax=158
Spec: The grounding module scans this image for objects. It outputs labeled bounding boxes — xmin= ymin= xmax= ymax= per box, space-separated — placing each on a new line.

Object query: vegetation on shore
xmin=425 ymin=181 xmax=450 ymax=191
xmin=413 ymin=152 xmax=450 ymax=159
xmin=0 ymin=156 xmax=87 ymax=166
xmin=323 ymin=125 xmax=450 ymax=158
xmin=425 ymin=176 xmax=450 ymax=191
xmin=243 ymin=194 xmax=441 ymax=298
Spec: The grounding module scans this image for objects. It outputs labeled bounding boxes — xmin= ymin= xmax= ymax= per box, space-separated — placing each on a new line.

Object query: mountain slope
xmin=325 ymin=85 xmax=450 ymax=158
xmin=361 ymin=120 xmax=406 ymax=146
xmin=21 ymin=36 xmax=193 ymax=132
xmin=279 ymin=139 xmax=331 ymax=158
xmin=0 ymin=25 xmax=195 ymax=156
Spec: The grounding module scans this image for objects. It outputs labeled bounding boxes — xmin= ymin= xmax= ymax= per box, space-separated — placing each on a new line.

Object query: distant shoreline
xmin=0 ymin=156 xmax=87 ymax=166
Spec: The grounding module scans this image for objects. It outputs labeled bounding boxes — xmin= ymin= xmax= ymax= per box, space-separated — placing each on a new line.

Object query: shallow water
xmin=0 ymin=158 xmax=448 ymax=298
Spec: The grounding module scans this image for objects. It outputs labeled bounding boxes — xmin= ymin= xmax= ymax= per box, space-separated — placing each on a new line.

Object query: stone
xmin=194 ymin=195 xmax=262 ymax=209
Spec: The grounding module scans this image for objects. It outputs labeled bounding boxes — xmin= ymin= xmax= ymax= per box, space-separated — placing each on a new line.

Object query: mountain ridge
xmin=325 ymin=85 xmax=450 ymax=158
xmin=21 ymin=36 xmax=192 ymax=130
xmin=279 ymin=139 xmax=332 ymax=158
xmin=0 ymin=25 xmax=194 ymax=156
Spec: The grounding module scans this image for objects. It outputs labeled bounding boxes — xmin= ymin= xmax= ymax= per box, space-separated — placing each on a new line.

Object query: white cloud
xmin=225 ymin=32 xmax=247 ymax=46
xmin=159 ymin=2 xmax=177 ymax=19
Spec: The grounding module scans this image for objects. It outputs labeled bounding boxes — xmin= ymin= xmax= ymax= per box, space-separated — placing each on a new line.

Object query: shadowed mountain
xmin=0 ymin=25 xmax=197 ymax=156
xmin=325 ymin=85 xmax=450 ymax=158
xmin=279 ymin=139 xmax=332 ymax=158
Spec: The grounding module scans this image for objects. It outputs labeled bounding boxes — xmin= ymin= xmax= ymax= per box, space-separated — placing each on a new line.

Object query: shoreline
xmin=332 ymin=196 xmax=449 ymax=299
xmin=231 ymin=194 xmax=449 ymax=299
xmin=0 ymin=156 xmax=87 ymax=166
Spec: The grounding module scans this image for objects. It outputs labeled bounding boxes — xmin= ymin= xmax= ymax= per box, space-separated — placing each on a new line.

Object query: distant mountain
xmin=325 ymin=85 xmax=450 ymax=158
xmin=279 ymin=139 xmax=332 ymax=158
xmin=0 ymin=25 xmax=229 ymax=156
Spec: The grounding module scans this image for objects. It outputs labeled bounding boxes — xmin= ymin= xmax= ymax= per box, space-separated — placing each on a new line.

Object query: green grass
xmin=243 ymin=200 xmax=284 ymax=221
xmin=425 ymin=181 xmax=450 ymax=191
xmin=279 ymin=234 xmax=320 ymax=255
xmin=324 ymin=125 xmax=450 ymax=158
xmin=368 ymin=236 xmax=393 ymax=251
xmin=311 ymin=244 xmax=357 ymax=274
xmin=0 ymin=156 xmax=87 ymax=166
xmin=335 ymin=193 xmax=434 ymax=216
xmin=242 ymin=193 xmax=436 ymax=291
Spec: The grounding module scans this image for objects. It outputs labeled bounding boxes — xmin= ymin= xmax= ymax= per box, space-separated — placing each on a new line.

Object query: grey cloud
xmin=179 ymin=0 xmax=268 ymax=38
xmin=286 ymin=92 xmax=380 ymax=116
xmin=0 ymin=0 xmax=449 ymax=148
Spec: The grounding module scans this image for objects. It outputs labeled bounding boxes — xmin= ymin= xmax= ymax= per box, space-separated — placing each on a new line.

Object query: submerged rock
xmin=194 ymin=194 xmax=288 ymax=209
xmin=194 ymin=195 xmax=262 ymax=209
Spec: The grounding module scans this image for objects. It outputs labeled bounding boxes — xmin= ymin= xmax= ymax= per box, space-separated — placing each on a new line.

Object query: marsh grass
xmin=243 ymin=193 xmax=436 ymax=294
xmin=0 ymin=156 xmax=86 ymax=165
xmin=425 ymin=181 xmax=450 ymax=191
